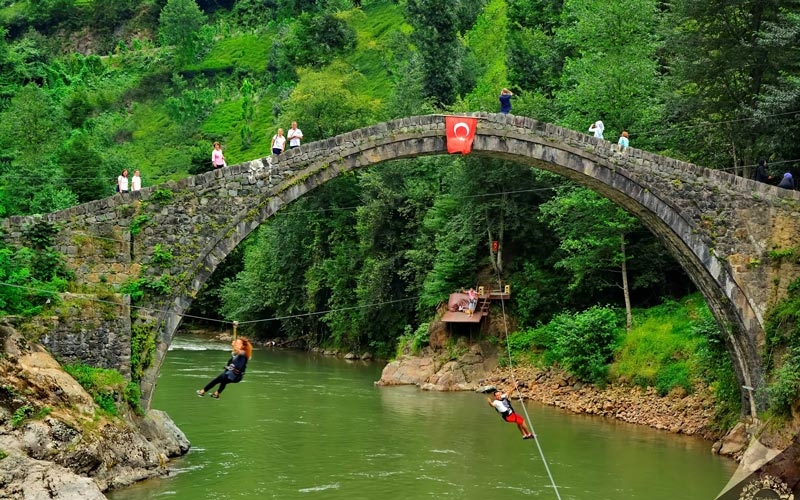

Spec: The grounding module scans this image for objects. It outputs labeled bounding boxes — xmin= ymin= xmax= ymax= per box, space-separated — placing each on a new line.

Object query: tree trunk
xmin=620 ymin=233 xmax=632 ymax=331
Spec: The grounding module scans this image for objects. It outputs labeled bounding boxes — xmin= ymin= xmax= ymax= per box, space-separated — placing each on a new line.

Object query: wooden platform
xmin=440 ymin=311 xmax=483 ymax=323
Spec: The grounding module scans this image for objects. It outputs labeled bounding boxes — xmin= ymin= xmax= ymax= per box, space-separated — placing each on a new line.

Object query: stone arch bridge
xmin=2 ymin=114 xmax=799 ymax=413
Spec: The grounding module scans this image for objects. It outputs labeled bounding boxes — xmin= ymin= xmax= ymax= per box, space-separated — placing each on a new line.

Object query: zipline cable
xmin=491 ymin=250 xmax=563 ymax=499
xmin=0 ymin=280 xmax=421 ymax=326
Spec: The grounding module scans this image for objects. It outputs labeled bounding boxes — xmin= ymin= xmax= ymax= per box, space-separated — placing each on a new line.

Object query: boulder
xmin=718 ymin=422 xmax=749 ymax=456
xmin=376 ymin=355 xmax=438 ymax=386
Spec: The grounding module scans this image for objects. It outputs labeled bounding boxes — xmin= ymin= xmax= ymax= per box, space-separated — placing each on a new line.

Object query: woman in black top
xmin=197 ymin=337 xmax=252 ymax=399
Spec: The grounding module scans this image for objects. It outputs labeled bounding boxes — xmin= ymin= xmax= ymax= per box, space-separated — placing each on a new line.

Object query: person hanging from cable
xmin=197 ymin=337 xmax=252 ymax=399
xmin=488 ymin=385 xmax=534 ymax=439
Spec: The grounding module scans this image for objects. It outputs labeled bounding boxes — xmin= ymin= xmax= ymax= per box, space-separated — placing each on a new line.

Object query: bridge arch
xmin=4 ymin=114 xmax=799 ymax=413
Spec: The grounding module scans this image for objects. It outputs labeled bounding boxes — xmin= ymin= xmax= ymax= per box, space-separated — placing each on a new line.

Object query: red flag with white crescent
xmin=445 ymin=116 xmax=478 ymax=155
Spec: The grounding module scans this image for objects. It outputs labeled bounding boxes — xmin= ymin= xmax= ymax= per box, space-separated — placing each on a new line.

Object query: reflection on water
xmin=109 ymin=335 xmax=736 ymax=500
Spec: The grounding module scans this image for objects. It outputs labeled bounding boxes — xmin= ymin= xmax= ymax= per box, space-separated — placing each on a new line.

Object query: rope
xmin=492 ymin=279 xmax=563 ymax=500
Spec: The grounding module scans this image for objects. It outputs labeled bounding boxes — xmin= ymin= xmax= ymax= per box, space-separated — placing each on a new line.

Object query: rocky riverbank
xmin=374 ymin=341 xmax=748 ymax=453
xmin=0 ymin=324 xmax=189 ymax=499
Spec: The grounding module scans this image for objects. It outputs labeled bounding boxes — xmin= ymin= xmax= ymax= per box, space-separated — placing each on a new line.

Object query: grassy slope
xmin=194 ymin=1 xmax=403 ymax=167
xmin=96 ymin=1 xmax=405 ymax=187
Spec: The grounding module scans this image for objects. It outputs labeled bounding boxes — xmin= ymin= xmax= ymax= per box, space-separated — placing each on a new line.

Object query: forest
xmin=2 ymin=0 xmax=800 ymax=426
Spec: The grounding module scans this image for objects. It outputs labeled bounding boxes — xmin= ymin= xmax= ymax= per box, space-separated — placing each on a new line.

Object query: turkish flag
xmin=446 ymin=116 xmax=478 ymax=155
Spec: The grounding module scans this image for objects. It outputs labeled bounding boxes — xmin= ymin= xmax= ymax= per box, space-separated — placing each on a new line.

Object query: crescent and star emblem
xmin=453 ymin=122 xmax=470 ymax=138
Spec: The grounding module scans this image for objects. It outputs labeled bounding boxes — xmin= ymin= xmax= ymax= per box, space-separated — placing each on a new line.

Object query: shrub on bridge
xmin=130 ymin=322 xmax=156 ymax=383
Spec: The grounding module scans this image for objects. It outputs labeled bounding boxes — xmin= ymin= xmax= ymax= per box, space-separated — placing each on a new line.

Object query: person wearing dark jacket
xmin=197 ymin=337 xmax=252 ymax=399
xmin=754 ymin=159 xmax=771 ymax=183
xmin=778 ymin=172 xmax=795 ymax=190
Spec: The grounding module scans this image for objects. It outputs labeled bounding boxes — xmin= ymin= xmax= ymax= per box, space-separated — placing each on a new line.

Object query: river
xmin=107 ymin=334 xmax=736 ymax=500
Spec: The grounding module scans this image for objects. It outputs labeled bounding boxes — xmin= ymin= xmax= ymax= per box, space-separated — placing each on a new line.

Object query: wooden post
xmin=233 ymin=321 xmax=238 ymax=341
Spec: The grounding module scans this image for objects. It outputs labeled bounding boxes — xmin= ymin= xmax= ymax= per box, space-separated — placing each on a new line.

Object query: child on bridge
xmin=197 ymin=337 xmax=252 ymax=399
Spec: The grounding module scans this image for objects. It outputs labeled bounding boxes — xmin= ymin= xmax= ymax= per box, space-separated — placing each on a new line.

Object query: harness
xmin=496 ymin=397 xmax=515 ymax=419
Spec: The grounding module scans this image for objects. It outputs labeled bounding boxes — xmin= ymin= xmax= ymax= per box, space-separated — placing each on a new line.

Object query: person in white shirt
xmin=117 ymin=169 xmax=129 ymax=193
xmin=271 ymin=128 xmax=286 ymax=155
xmin=131 ymin=170 xmax=142 ymax=191
xmin=487 ymin=388 xmax=534 ymax=439
xmin=589 ymin=120 xmax=604 ymax=139
xmin=287 ymin=121 xmax=303 ymax=149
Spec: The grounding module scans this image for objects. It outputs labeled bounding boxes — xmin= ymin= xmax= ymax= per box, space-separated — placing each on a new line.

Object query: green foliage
xmin=150 ymin=189 xmax=174 ymax=204
xmin=11 ymin=404 xmax=33 ymax=427
xmin=130 ymin=322 xmax=157 ymax=382
xmin=151 ymin=244 xmax=174 ymax=266
xmin=158 ymin=0 xmax=207 ymax=62
xmin=129 ymin=214 xmax=151 ymax=236
xmin=164 ymin=73 xmax=216 ymax=134
xmin=767 ymin=347 xmax=800 ymax=416
xmin=764 ymin=277 xmax=800 ymax=415
xmin=278 ymin=62 xmax=380 ymax=140
xmin=63 ymin=363 xmax=128 ymax=416
xmin=284 ymin=12 xmax=357 ymax=67
xmin=405 ymin=0 xmax=462 ymax=105
xmin=554 ymin=0 xmax=663 ymax=142
xmin=120 ymin=275 xmax=172 ymax=303
xmin=0 ymin=221 xmax=70 ymax=316
xmin=551 ymin=306 xmax=621 ymax=383
xmin=124 ymin=381 xmax=144 ymax=415
xmin=397 ymin=322 xmax=429 ymax=356
xmin=539 ymin=187 xmax=639 ymax=293
xmin=0 ymin=450 xmax=6 ymax=460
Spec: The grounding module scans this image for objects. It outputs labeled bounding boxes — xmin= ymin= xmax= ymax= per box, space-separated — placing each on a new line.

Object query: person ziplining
xmin=488 ymin=384 xmax=535 ymax=439
xmin=197 ymin=336 xmax=252 ymax=399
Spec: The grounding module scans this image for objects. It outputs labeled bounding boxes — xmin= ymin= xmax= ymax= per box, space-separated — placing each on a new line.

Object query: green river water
xmin=107 ymin=334 xmax=737 ymax=500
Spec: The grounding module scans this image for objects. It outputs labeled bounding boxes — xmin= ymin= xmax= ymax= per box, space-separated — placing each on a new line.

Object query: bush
xmin=550 ymin=306 xmax=621 ymax=383
xmin=63 ymin=363 xmax=128 ymax=416
xmin=396 ymin=322 xmax=429 ymax=356
xmin=767 ymin=347 xmax=800 ymax=416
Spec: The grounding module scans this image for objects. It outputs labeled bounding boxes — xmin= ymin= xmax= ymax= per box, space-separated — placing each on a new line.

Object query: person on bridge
xmin=117 ymin=169 xmax=129 ymax=194
xmin=754 ymin=158 xmax=772 ymax=184
xmin=197 ymin=337 xmax=252 ymax=399
xmin=499 ymin=88 xmax=514 ymax=114
xmin=131 ymin=170 xmax=142 ymax=192
xmin=212 ymin=142 xmax=226 ymax=168
xmin=271 ymin=128 xmax=286 ymax=156
xmin=777 ymin=172 xmax=795 ymax=190
xmin=589 ymin=120 xmax=604 ymax=139
xmin=488 ymin=387 xmax=534 ymax=439
xmin=287 ymin=121 xmax=304 ymax=150
xmin=618 ymin=131 xmax=629 ymax=150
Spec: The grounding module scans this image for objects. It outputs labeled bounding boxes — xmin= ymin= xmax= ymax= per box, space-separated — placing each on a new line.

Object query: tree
xmin=664 ymin=0 xmax=792 ymax=172
xmin=539 ymin=187 xmax=639 ymax=330
xmin=158 ymin=0 xmax=206 ymax=62
xmin=406 ymin=0 xmax=462 ymax=106
xmin=279 ymin=63 xmax=379 ymax=139
xmin=553 ymin=0 xmax=663 ymax=147
xmin=507 ymin=0 xmax=565 ymax=95
xmin=59 ymin=131 xmax=106 ymax=204
xmin=240 ymin=79 xmax=255 ymax=149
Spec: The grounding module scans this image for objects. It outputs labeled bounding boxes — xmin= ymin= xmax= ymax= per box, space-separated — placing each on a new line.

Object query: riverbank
xmin=0 ymin=324 xmax=190 ymax=499
xmin=484 ymin=365 xmax=719 ymax=439
xmin=374 ymin=341 xmax=739 ymax=449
